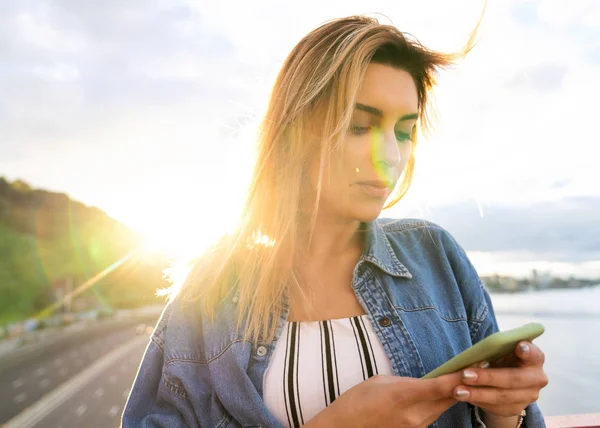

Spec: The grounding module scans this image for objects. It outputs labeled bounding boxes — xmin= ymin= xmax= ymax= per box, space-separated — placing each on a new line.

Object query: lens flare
xmin=369 ymin=127 xmax=398 ymax=186
xmin=34 ymin=251 xmax=137 ymax=320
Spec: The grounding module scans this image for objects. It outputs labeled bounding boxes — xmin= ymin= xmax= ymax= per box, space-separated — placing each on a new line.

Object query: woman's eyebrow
xmin=356 ymin=103 xmax=383 ymax=117
xmin=355 ymin=103 xmax=418 ymax=121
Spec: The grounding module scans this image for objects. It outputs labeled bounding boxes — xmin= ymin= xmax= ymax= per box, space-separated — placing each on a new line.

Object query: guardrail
xmin=546 ymin=413 xmax=600 ymax=427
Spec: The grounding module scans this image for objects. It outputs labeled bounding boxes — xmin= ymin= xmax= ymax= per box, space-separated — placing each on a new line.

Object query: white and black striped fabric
xmin=263 ymin=315 xmax=393 ymax=428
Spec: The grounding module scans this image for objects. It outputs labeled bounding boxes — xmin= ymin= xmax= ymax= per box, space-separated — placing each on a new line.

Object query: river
xmin=491 ymin=286 xmax=600 ymax=417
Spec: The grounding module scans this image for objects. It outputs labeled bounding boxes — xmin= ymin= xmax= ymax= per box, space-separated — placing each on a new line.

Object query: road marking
xmin=108 ymin=406 xmax=119 ymax=417
xmin=4 ymin=335 xmax=147 ymax=428
xmin=12 ymin=379 xmax=24 ymax=388
xmin=40 ymin=378 xmax=50 ymax=388
xmin=93 ymin=388 xmax=104 ymax=398
xmin=14 ymin=392 xmax=27 ymax=403
xmin=75 ymin=404 xmax=87 ymax=416
xmin=35 ymin=367 xmax=46 ymax=376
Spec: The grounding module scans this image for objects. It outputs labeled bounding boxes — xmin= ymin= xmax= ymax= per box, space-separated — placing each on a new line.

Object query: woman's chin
xmin=348 ymin=206 xmax=384 ymax=223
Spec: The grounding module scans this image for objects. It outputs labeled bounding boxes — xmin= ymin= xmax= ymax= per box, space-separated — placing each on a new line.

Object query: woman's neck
xmin=297 ymin=213 xmax=364 ymax=265
xmin=289 ymin=213 xmax=367 ymax=322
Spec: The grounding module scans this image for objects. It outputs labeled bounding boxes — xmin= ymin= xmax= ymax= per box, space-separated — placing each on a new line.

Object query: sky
xmin=1 ymin=0 xmax=599 ymax=278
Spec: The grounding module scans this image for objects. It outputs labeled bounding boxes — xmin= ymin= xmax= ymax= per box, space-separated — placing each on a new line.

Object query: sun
xmin=118 ymin=194 xmax=242 ymax=263
xmin=129 ymin=206 xmax=241 ymax=296
xmin=139 ymin=228 xmax=199 ymax=260
xmin=136 ymin=215 xmax=226 ymax=261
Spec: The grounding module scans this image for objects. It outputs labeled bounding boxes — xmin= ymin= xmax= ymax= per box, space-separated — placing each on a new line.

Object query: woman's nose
xmin=371 ymin=128 xmax=401 ymax=169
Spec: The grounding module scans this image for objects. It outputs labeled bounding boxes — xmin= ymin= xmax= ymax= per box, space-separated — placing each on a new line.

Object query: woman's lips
xmin=355 ymin=180 xmax=392 ymax=197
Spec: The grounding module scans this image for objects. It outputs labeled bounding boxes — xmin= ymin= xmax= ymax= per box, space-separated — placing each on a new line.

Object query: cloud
xmin=0 ymin=0 xmax=244 ymax=157
xmin=510 ymin=1 xmax=539 ymax=27
xmin=536 ymin=0 xmax=600 ymax=29
xmin=506 ymin=63 xmax=568 ymax=92
xmin=550 ymin=179 xmax=571 ymax=190
xmin=583 ymin=41 xmax=600 ymax=65
xmin=31 ymin=62 xmax=81 ymax=82
xmin=391 ymin=195 xmax=600 ymax=264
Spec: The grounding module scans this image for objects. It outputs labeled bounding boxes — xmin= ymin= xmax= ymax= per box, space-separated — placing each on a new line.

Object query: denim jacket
xmin=122 ymin=218 xmax=546 ymax=427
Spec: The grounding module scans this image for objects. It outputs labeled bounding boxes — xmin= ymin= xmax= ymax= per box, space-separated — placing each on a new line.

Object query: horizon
xmin=3 ymin=175 xmax=600 ymax=281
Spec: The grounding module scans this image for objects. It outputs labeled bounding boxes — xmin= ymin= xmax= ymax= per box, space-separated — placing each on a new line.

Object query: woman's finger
xmin=392 ymin=372 xmax=463 ymax=403
xmin=453 ymin=385 xmax=540 ymax=406
xmin=515 ymin=341 xmax=546 ymax=367
xmin=461 ymin=366 xmax=548 ymax=390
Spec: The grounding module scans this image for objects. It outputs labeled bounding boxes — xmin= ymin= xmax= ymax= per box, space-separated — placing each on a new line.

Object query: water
xmin=491 ymin=287 xmax=600 ymax=417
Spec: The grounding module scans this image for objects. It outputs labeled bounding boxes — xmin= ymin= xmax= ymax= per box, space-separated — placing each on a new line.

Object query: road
xmin=0 ymin=317 xmax=157 ymax=428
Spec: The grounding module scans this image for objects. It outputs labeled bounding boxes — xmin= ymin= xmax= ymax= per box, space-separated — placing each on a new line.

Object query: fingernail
xmin=462 ymin=370 xmax=478 ymax=381
xmin=520 ymin=343 xmax=530 ymax=354
xmin=455 ymin=388 xmax=470 ymax=399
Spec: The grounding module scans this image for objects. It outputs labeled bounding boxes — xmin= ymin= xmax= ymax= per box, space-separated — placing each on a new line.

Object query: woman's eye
xmin=350 ymin=124 xmax=411 ymax=142
xmin=349 ymin=124 xmax=372 ymax=135
xmin=395 ymin=131 xmax=411 ymax=142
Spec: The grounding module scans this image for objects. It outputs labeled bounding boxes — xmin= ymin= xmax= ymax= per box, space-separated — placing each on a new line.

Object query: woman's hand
xmin=453 ymin=341 xmax=549 ymax=418
xmin=305 ymin=372 xmax=464 ymax=428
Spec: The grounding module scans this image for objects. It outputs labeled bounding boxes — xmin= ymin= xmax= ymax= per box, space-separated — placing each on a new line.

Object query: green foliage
xmin=0 ymin=177 xmax=169 ymax=325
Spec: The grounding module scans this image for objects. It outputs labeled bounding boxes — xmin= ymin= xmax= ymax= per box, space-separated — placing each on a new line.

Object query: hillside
xmin=0 ymin=177 xmax=168 ymax=325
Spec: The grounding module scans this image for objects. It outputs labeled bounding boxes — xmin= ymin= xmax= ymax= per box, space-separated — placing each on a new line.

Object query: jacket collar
xmin=359 ymin=220 xmax=413 ymax=278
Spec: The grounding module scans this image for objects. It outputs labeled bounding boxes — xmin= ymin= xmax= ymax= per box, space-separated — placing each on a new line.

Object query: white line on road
xmin=75 ymin=404 xmax=87 ymax=416
xmin=12 ymin=379 xmax=24 ymax=388
xmin=108 ymin=405 xmax=119 ymax=417
xmin=4 ymin=335 xmax=148 ymax=428
xmin=14 ymin=392 xmax=26 ymax=403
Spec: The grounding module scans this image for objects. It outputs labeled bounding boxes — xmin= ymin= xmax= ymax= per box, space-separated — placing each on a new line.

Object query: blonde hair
xmin=176 ymin=14 xmax=482 ymax=343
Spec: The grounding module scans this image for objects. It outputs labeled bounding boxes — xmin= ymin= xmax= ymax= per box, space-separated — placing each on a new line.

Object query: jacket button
xmin=256 ymin=346 xmax=267 ymax=356
xmin=379 ymin=317 xmax=392 ymax=327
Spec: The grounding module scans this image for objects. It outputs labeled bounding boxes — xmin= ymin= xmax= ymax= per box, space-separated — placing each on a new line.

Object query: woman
xmin=122 ymin=15 xmax=548 ymax=428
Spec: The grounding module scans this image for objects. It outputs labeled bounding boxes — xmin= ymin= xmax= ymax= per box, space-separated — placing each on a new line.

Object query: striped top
xmin=263 ymin=315 xmax=394 ymax=428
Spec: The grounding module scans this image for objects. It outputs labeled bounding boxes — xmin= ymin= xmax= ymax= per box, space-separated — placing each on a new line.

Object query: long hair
xmin=175 ymin=14 xmax=482 ymax=343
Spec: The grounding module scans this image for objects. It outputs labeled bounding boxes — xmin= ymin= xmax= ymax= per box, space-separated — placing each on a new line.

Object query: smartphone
xmin=421 ymin=322 xmax=545 ymax=379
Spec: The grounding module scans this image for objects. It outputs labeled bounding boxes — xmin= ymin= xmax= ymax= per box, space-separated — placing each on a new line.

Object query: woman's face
xmin=311 ymin=63 xmax=418 ymax=223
